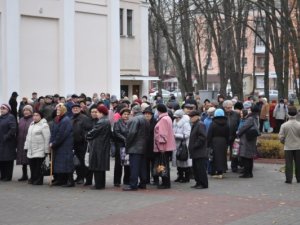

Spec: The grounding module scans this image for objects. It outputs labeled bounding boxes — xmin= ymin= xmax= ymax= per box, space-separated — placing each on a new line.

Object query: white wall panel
xmin=75 ymin=12 xmax=108 ymax=96
xmin=20 ymin=16 xmax=59 ymax=97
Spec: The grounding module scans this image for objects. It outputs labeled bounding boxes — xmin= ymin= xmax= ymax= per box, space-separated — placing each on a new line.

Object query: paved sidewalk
xmin=0 ymin=160 xmax=299 ymax=225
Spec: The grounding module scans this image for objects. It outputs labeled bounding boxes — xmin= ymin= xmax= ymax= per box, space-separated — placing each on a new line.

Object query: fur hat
xmin=188 ymin=110 xmax=200 ymax=117
xmin=243 ymin=101 xmax=252 ymax=110
xmin=214 ymin=108 xmax=225 ymax=117
xmin=173 ymin=109 xmax=184 ymax=118
xmin=97 ymin=105 xmax=109 ymax=115
xmin=156 ymin=104 xmax=167 ymax=113
xmin=34 ymin=110 xmax=44 ymax=118
xmin=288 ymin=106 xmax=297 ymax=117
xmin=23 ymin=104 xmax=33 ymax=114
xmin=1 ymin=103 xmax=11 ymax=111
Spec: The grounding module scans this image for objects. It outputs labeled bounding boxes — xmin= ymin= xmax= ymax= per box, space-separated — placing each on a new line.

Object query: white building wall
xmin=0 ymin=0 xmax=147 ymax=102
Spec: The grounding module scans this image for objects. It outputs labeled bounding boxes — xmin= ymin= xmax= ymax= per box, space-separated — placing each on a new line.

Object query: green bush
xmin=257 ymin=133 xmax=284 ymax=159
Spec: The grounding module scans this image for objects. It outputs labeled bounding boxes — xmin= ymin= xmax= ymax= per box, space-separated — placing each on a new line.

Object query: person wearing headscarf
xmin=50 ymin=103 xmax=74 ymax=187
xmin=207 ymin=108 xmax=230 ymax=179
xmin=16 ymin=105 xmax=34 ymax=181
xmin=0 ymin=104 xmax=17 ymax=181
xmin=172 ymin=109 xmax=191 ymax=183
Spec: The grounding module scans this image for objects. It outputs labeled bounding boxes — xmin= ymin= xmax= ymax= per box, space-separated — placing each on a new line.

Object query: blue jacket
xmin=50 ymin=115 xmax=74 ymax=173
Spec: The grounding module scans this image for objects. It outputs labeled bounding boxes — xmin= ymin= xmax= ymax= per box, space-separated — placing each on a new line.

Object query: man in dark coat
xmin=188 ymin=110 xmax=208 ymax=189
xmin=86 ymin=105 xmax=111 ymax=189
xmin=123 ymin=105 xmax=149 ymax=191
xmin=71 ymin=104 xmax=92 ymax=184
xmin=41 ymin=95 xmax=55 ymax=122
xmin=0 ymin=104 xmax=17 ymax=181
xmin=223 ymin=100 xmax=240 ymax=172
xmin=9 ymin=92 xmax=18 ymax=120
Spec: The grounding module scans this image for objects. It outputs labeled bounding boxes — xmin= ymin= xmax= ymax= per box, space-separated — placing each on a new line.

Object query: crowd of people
xmin=0 ymin=90 xmax=299 ymax=191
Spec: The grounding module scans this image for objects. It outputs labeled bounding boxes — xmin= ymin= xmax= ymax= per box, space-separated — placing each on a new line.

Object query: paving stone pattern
xmin=0 ymin=160 xmax=299 ymax=225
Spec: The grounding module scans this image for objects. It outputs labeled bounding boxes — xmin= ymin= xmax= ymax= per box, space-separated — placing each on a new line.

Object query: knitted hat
xmin=23 ymin=104 xmax=33 ymax=114
xmin=110 ymin=95 xmax=118 ymax=103
xmin=173 ymin=109 xmax=184 ymax=118
xmin=71 ymin=104 xmax=81 ymax=109
xmin=156 ymin=104 xmax=167 ymax=113
xmin=141 ymin=102 xmax=150 ymax=112
xmin=120 ymin=108 xmax=131 ymax=115
xmin=131 ymin=105 xmax=142 ymax=113
xmin=243 ymin=101 xmax=252 ymax=110
xmin=97 ymin=105 xmax=109 ymax=115
xmin=1 ymin=103 xmax=11 ymax=111
xmin=214 ymin=108 xmax=225 ymax=117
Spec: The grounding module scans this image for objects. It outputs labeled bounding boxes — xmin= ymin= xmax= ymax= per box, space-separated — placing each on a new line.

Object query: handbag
xmin=84 ymin=142 xmax=90 ymax=167
xmin=232 ymin=138 xmax=240 ymax=157
xmin=120 ymin=147 xmax=129 ymax=166
xmin=263 ymin=120 xmax=273 ymax=133
xmin=41 ymin=155 xmax=51 ymax=176
xmin=153 ymin=153 xmax=169 ymax=178
xmin=246 ymin=119 xmax=260 ymax=141
xmin=73 ymin=154 xmax=81 ymax=167
xmin=176 ymin=136 xmax=189 ymax=161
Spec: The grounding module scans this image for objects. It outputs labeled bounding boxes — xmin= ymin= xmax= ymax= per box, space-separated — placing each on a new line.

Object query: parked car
xmin=149 ymin=89 xmax=172 ymax=99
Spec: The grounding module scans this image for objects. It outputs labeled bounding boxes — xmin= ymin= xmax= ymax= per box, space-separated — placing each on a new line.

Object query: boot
xmin=62 ymin=173 xmax=75 ymax=187
xmin=174 ymin=168 xmax=183 ymax=182
xmin=180 ymin=168 xmax=190 ymax=183
xmin=18 ymin=165 xmax=28 ymax=181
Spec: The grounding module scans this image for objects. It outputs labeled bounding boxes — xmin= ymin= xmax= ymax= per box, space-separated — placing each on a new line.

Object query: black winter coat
xmin=50 ymin=115 xmax=74 ymax=173
xmin=113 ymin=119 xmax=128 ymax=147
xmin=188 ymin=119 xmax=207 ymax=159
xmin=207 ymin=116 xmax=229 ymax=172
xmin=126 ymin=113 xmax=149 ymax=154
xmin=0 ymin=113 xmax=17 ymax=161
xmin=145 ymin=117 xmax=157 ymax=158
xmin=225 ymin=111 xmax=240 ymax=143
xmin=86 ymin=116 xmax=111 ymax=171
xmin=72 ymin=113 xmax=92 ymax=150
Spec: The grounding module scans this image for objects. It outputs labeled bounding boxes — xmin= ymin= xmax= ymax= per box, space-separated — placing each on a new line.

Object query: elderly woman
xmin=25 ymin=111 xmax=50 ymax=185
xmin=50 ymin=103 xmax=74 ymax=187
xmin=113 ymin=108 xmax=131 ymax=187
xmin=0 ymin=104 xmax=17 ymax=181
xmin=207 ymin=108 xmax=230 ymax=179
xmin=172 ymin=109 xmax=191 ymax=183
xmin=237 ymin=105 xmax=260 ymax=178
xmin=16 ymin=105 xmax=34 ymax=181
xmin=154 ymin=104 xmax=176 ymax=189
xmin=86 ymin=105 xmax=111 ymax=190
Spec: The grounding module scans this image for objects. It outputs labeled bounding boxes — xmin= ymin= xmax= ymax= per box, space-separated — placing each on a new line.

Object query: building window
xmin=256 ymin=31 xmax=265 ymax=46
xmin=127 ymin=9 xmax=133 ymax=36
xmin=256 ymin=56 xmax=265 ymax=68
xmin=241 ymin=57 xmax=247 ymax=67
xmin=120 ymin=8 xmax=124 ymax=35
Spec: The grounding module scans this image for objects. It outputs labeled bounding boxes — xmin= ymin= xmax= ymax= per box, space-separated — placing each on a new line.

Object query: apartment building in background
xmin=0 ymin=0 xmax=151 ymax=103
